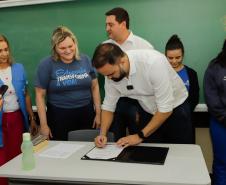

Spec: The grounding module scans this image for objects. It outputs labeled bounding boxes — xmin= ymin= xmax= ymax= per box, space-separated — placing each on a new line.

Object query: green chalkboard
xmin=0 ymin=0 xmax=225 ymax=104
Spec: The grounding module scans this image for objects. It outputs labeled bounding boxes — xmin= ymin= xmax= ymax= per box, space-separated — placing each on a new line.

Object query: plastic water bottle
xmin=21 ymin=132 xmax=35 ymax=170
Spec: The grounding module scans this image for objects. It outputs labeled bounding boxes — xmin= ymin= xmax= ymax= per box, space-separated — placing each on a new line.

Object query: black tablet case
xmin=82 ymin=146 xmax=169 ymax=165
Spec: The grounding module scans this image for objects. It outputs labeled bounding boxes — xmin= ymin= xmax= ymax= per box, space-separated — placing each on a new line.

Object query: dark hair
xmin=212 ymin=39 xmax=226 ymax=67
xmin=165 ymin=34 xmax=184 ymax=56
xmin=105 ymin=7 xmax=129 ymax=29
xmin=92 ymin=43 xmax=125 ymax=69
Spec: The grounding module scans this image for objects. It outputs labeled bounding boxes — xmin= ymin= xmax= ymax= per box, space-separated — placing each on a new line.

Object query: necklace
xmin=0 ymin=66 xmax=11 ymax=84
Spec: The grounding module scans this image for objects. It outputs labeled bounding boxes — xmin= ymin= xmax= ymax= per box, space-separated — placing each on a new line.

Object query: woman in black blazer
xmin=184 ymin=65 xmax=199 ymax=112
xmin=165 ymin=34 xmax=199 ymax=143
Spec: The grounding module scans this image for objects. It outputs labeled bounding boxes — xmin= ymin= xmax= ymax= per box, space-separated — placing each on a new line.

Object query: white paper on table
xmin=39 ymin=143 xmax=85 ymax=159
xmin=85 ymin=144 xmax=124 ymax=160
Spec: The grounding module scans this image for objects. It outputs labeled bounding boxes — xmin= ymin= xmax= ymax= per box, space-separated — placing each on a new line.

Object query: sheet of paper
xmin=39 ymin=143 xmax=85 ymax=159
xmin=86 ymin=144 xmax=124 ymax=160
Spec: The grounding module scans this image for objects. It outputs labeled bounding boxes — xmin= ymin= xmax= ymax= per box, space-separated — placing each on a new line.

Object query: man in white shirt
xmin=92 ymin=43 xmax=193 ymax=147
xmin=103 ymin=7 xmax=154 ymax=140
xmin=104 ymin=7 xmax=153 ymax=50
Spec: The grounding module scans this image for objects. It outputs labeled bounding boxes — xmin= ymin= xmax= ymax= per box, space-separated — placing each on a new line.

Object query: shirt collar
xmin=105 ymin=31 xmax=134 ymax=46
xmin=125 ymin=31 xmax=134 ymax=44
xmin=126 ymin=31 xmax=133 ymax=42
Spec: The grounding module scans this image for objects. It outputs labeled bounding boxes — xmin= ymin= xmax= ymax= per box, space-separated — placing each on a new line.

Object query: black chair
xmin=68 ymin=129 xmax=114 ymax=142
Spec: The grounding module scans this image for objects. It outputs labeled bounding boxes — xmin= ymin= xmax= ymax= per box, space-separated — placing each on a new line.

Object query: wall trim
xmin=194 ymin=104 xmax=207 ymax=112
xmin=0 ymin=0 xmax=73 ymax=8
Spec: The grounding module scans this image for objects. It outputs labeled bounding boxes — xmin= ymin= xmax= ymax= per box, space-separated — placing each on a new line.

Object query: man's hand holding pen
xmin=95 ymin=135 xmax=107 ymax=148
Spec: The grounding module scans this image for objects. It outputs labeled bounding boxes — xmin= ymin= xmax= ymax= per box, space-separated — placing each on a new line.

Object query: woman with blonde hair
xmin=35 ymin=26 xmax=101 ymax=140
xmin=0 ymin=34 xmax=38 ymax=185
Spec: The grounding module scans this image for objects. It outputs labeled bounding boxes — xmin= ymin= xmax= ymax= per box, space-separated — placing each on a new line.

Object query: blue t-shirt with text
xmin=35 ymin=54 xmax=96 ymax=108
xmin=177 ymin=67 xmax=189 ymax=91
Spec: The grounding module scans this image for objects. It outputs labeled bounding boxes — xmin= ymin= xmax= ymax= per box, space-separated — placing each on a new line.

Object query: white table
xmin=0 ymin=141 xmax=211 ymax=185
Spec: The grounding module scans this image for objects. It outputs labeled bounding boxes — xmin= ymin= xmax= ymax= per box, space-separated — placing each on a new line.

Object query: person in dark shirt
xmin=204 ymin=39 xmax=226 ymax=185
xmin=165 ymin=34 xmax=199 ymax=143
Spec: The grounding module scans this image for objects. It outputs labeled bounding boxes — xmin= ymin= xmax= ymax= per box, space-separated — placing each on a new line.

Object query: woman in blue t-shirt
xmin=35 ymin=26 xmax=101 ymax=140
xmin=165 ymin=34 xmax=199 ymax=143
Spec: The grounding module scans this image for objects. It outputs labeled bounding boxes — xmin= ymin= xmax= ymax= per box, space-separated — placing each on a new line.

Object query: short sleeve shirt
xmin=35 ymin=54 xmax=96 ymax=108
xmin=177 ymin=67 xmax=189 ymax=91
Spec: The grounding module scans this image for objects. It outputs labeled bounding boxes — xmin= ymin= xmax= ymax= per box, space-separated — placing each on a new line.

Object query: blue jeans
xmin=210 ymin=117 xmax=226 ymax=185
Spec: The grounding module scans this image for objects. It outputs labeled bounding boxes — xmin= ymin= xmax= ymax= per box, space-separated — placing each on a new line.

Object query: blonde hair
xmin=0 ymin=34 xmax=13 ymax=65
xmin=51 ymin=26 xmax=80 ymax=61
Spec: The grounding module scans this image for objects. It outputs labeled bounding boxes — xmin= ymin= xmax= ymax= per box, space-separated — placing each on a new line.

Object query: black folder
xmin=82 ymin=146 xmax=169 ymax=165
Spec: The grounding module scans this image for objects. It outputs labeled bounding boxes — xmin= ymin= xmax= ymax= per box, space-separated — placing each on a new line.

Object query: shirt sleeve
xmin=34 ymin=58 xmax=52 ymax=89
xmin=101 ymin=77 xmax=120 ymax=112
xmin=204 ymin=65 xmax=226 ymax=125
xmin=83 ymin=54 xmax=97 ymax=80
xmin=187 ymin=67 xmax=200 ymax=111
xmin=142 ymin=39 xmax=154 ymax=50
xmin=147 ymin=56 xmax=174 ymax=113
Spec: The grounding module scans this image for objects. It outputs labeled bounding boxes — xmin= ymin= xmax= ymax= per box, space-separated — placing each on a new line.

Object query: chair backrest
xmin=68 ymin=129 xmax=114 ymax=142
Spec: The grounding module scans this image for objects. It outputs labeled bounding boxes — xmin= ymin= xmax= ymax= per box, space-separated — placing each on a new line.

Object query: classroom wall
xmin=0 ymin=0 xmax=225 ymax=104
xmin=196 ymin=128 xmax=213 ymax=173
xmin=1 ymin=1 xmax=222 ymax=172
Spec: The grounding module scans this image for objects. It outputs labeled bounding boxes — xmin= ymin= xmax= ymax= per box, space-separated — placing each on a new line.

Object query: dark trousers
xmin=111 ymin=98 xmax=193 ymax=144
xmin=141 ymin=100 xmax=193 ymax=144
xmin=47 ymin=102 xmax=95 ymax=141
xmin=110 ymin=97 xmax=141 ymax=141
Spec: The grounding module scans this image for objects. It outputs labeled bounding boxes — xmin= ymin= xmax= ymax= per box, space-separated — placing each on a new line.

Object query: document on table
xmin=85 ymin=144 xmax=124 ymax=160
xmin=39 ymin=143 xmax=85 ymax=159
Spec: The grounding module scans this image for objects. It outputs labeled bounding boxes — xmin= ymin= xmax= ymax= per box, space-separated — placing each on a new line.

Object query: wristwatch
xmin=137 ymin=130 xmax=146 ymax=140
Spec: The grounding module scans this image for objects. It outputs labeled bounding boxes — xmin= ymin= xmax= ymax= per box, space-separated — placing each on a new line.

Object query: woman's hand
xmin=0 ymin=96 xmax=3 ymax=110
xmin=29 ymin=119 xmax=39 ymax=136
xmin=40 ymin=124 xmax=52 ymax=140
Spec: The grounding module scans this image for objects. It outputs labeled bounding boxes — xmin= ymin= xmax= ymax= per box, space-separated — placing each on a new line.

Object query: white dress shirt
xmin=102 ymin=49 xmax=188 ymax=114
xmin=103 ymin=31 xmax=154 ymax=51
